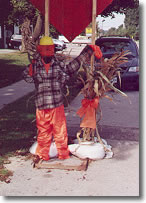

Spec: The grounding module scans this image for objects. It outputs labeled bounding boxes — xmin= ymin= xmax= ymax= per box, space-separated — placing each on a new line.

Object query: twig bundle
xmin=76 ymin=51 xmax=130 ymax=145
xmin=78 ymin=50 xmax=130 ymax=100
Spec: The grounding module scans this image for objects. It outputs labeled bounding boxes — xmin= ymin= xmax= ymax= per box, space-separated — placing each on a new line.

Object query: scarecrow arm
xmin=61 ymin=45 xmax=94 ymax=77
xmin=22 ymin=60 xmax=40 ymax=84
xmin=56 ymin=45 xmax=94 ymax=86
xmin=59 ymin=45 xmax=102 ymax=79
xmin=22 ymin=64 xmax=34 ymax=83
xmin=58 ymin=45 xmax=103 ymax=85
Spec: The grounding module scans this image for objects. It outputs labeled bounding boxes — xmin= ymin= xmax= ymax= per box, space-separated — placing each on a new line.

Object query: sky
xmin=97 ymin=13 xmax=125 ymax=31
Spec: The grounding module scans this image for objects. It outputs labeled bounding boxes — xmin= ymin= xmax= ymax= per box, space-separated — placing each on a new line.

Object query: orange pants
xmin=35 ymin=105 xmax=70 ymax=161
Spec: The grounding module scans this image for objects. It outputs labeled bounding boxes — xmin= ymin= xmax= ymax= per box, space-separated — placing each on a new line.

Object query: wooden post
xmin=45 ymin=0 xmax=49 ymax=36
xmin=91 ymin=0 xmax=97 ymax=72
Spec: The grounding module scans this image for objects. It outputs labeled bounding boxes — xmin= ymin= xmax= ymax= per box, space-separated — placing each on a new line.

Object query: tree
xmin=6 ymin=0 xmax=61 ymax=51
xmin=124 ymin=8 xmax=139 ymax=39
xmin=0 ymin=0 xmax=12 ymax=48
xmin=100 ymin=0 xmax=139 ymax=40
xmin=8 ymin=0 xmax=60 ymax=38
xmin=104 ymin=24 xmax=126 ymax=37
xmin=8 ymin=0 xmax=37 ymax=25
xmin=101 ymin=0 xmax=139 ymax=17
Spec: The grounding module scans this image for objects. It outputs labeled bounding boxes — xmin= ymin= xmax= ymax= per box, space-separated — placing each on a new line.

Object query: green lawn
xmin=0 ymin=52 xmax=29 ymax=88
xmin=0 ymin=92 xmax=36 ymax=155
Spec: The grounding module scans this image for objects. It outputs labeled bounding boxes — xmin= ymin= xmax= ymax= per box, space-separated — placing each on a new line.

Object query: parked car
xmin=95 ymin=36 xmax=139 ymax=90
xmin=53 ymin=38 xmax=66 ymax=51
xmin=8 ymin=35 xmax=66 ymax=52
xmin=8 ymin=34 xmax=22 ymax=50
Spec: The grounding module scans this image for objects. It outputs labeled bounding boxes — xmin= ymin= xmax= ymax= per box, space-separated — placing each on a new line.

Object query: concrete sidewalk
xmin=0 ymin=139 xmax=139 ymax=196
xmin=0 ymin=80 xmax=34 ymax=109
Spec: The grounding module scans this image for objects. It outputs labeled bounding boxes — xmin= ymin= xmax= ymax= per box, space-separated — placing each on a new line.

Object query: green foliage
xmin=0 ymin=167 xmax=13 ymax=182
xmin=103 ymin=5 xmax=139 ymax=40
xmin=0 ymin=92 xmax=36 ymax=155
xmin=124 ymin=8 xmax=139 ymax=39
xmin=101 ymin=0 xmax=139 ymax=17
xmin=104 ymin=24 xmax=127 ymax=37
xmin=8 ymin=0 xmax=38 ymax=25
xmin=3 ymin=0 xmax=60 ymax=38
xmin=0 ymin=52 xmax=29 ymax=88
xmin=101 ymin=0 xmax=139 ymax=40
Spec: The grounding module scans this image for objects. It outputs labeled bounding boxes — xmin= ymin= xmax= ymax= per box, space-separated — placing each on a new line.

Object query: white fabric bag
xmin=29 ymin=141 xmax=58 ymax=158
xmin=68 ymin=138 xmax=113 ymax=160
xmin=68 ymin=142 xmax=105 ymax=160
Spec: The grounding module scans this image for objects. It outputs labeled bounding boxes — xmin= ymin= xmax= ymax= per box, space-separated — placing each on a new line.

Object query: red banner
xmin=30 ymin=0 xmax=113 ymax=41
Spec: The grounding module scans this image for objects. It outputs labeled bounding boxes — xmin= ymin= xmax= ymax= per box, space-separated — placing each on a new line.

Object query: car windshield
xmin=99 ymin=40 xmax=137 ymax=57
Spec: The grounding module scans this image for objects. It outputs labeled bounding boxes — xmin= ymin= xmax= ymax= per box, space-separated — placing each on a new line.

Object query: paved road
xmin=66 ymin=91 xmax=139 ymax=141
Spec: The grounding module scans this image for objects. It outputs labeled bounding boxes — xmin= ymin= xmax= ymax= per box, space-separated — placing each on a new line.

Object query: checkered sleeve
xmin=22 ymin=64 xmax=34 ymax=83
xmin=77 ymin=45 xmax=93 ymax=64
xmin=62 ymin=45 xmax=93 ymax=77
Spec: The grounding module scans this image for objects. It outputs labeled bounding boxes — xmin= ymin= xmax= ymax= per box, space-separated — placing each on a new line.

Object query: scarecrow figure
xmin=23 ymin=35 xmax=102 ymax=162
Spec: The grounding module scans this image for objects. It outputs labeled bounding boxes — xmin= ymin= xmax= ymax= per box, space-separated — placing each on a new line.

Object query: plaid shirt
xmin=23 ymin=45 xmax=93 ymax=109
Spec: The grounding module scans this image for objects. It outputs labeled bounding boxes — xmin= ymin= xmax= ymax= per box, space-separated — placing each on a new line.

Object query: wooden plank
xmin=45 ymin=0 xmax=49 ymax=36
xmin=91 ymin=0 xmax=97 ymax=72
xmin=35 ymin=158 xmax=90 ymax=171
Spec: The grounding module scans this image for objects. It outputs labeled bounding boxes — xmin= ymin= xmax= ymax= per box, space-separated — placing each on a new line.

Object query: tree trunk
xmin=1 ymin=23 xmax=5 ymax=48
xmin=20 ymin=17 xmax=31 ymax=53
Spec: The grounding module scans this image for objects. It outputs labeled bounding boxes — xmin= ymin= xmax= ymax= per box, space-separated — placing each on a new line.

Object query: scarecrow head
xmin=37 ymin=36 xmax=55 ymax=58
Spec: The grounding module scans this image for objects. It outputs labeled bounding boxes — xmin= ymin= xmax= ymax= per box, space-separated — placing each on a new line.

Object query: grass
xmin=0 ymin=92 xmax=36 ymax=155
xmin=0 ymin=155 xmax=13 ymax=183
xmin=0 ymin=52 xmax=29 ymax=88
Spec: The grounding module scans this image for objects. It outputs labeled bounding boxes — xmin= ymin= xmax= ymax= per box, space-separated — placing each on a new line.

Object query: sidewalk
xmin=0 ymin=80 xmax=34 ymax=109
xmin=0 ymin=139 xmax=139 ymax=196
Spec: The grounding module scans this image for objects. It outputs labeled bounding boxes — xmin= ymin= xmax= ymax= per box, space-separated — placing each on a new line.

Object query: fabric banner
xmin=30 ymin=0 xmax=113 ymax=41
